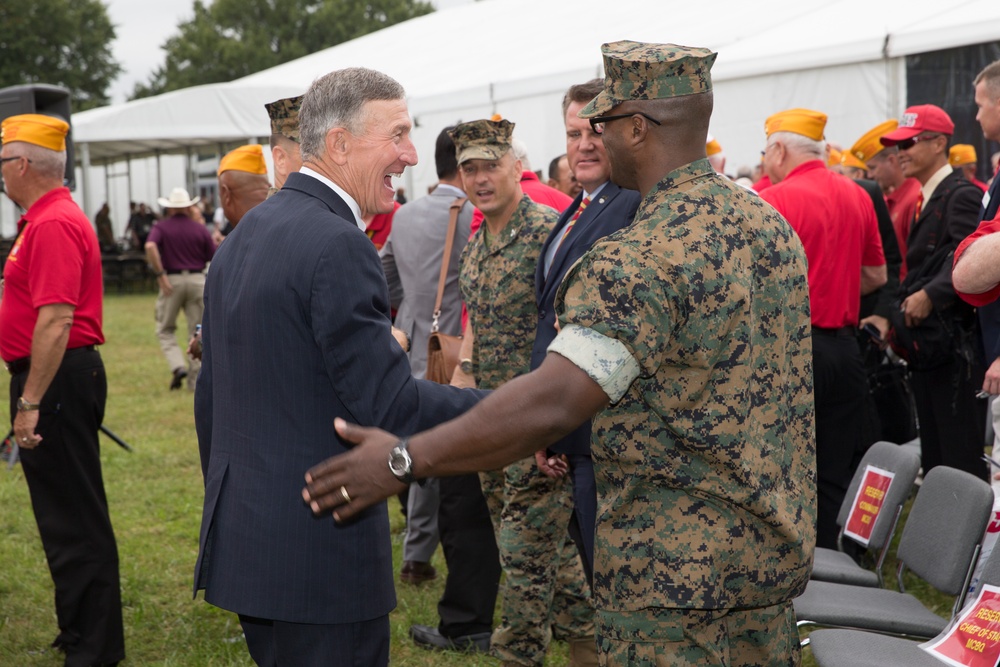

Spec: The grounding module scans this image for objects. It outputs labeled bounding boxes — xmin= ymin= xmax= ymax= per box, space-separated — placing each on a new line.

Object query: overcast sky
xmin=104 ymin=0 xmax=473 ymax=104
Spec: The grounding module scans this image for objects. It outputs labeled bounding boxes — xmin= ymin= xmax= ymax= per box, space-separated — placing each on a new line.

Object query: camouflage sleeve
xmin=547 ymin=324 xmax=640 ymax=403
xmin=555 ymin=239 xmax=681 ymax=378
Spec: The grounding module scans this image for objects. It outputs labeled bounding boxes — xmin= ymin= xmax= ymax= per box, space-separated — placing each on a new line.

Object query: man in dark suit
xmin=193 ymin=67 xmax=479 ymax=667
xmin=873 ymin=105 xmax=987 ymax=480
xmin=532 ymin=79 xmax=640 ymax=585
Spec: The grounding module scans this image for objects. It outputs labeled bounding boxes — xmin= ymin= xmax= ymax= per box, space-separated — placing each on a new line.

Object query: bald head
xmin=219 ymin=169 xmax=270 ymax=226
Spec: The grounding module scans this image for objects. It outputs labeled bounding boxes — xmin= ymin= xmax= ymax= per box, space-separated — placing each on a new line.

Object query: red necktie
xmin=914 ymin=192 xmax=923 ymax=223
xmin=556 ymin=197 xmax=590 ymax=253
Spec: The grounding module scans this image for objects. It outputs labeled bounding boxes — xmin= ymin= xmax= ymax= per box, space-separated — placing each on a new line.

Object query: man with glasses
xmin=758 ymin=107 xmax=886 ymax=552
xmin=851 ymin=120 xmax=921 ymax=277
xmin=303 ymin=41 xmax=817 ymax=665
xmin=0 ymin=114 xmax=124 ymax=666
xmin=868 ymin=104 xmax=987 ymax=480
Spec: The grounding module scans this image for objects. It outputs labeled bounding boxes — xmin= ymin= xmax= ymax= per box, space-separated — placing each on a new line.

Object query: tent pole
xmin=80 ymin=143 xmax=92 ymax=219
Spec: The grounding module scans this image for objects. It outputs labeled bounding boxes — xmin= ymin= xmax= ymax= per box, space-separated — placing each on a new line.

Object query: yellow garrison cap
xmin=1 ymin=113 xmax=69 ymax=151
xmin=449 ymin=119 xmax=515 ymax=165
xmin=826 ymin=147 xmax=842 ymax=167
xmin=218 ymin=144 xmax=267 ymax=175
xmin=765 ymin=108 xmax=827 ymax=141
xmin=949 ymin=144 xmax=977 ymax=167
xmin=850 ymin=120 xmax=897 ymax=163
xmin=579 ymin=41 xmax=717 ymax=118
xmin=706 ymin=135 xmax=723 ymax=157
xmin=841 ymin=150 xmax=867 ymax=170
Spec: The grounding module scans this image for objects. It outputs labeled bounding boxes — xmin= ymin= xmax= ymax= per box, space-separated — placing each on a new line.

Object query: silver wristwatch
xmin=387 ymin=438 xmax=414 ymax=484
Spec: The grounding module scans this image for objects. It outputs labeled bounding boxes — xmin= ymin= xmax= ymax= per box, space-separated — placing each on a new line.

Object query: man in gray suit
xmin=381 ymin=127 xmax=470 ymax=583
xmin=381 ymin=127 xmax=500 ymax=651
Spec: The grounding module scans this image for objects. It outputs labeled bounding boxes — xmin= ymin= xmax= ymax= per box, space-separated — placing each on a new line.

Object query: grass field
xmin=0 ymin=292 xmax=957 ymax=665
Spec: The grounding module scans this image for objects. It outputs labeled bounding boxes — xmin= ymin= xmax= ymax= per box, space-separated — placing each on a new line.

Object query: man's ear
xmin=219 ymin=182 xmax=232 ymax=206
xmin=325 ymin=128 xmax=350 ymax=166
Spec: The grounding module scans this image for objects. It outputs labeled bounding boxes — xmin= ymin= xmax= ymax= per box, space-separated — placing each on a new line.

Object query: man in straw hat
xmin=194 ymin=67 xmax=481 ymax=666
xmin=304 ymin=41 xmax=817 ymax=665
xmin=0 ymin=113 xmax=125 ymax=666
xmin=145 ymin=186 xmax=216 ymax=390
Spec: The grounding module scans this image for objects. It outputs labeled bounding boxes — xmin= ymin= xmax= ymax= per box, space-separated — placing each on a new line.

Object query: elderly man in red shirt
xmin=758 ymin=108 xmax=886 ymax=551
xmin=0 ymin=114 xmax=124 ymax=666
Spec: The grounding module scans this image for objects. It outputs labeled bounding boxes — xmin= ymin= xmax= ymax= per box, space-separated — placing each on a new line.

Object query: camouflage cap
xmin=579 ymin=41 xmax=717 ymax=118
xmin=449 ymin=119 xmax=515 ymax=165
xmin=265 ymin=95 xmax=303 ymax=143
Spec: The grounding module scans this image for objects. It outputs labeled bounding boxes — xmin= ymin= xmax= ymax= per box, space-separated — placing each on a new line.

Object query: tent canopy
xmin=70 ymin=0 xmax=1000 ymax=194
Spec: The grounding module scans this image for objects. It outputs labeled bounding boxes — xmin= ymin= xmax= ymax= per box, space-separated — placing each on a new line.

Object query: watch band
xmin=17 ymin=396 xmax=40 ymax=411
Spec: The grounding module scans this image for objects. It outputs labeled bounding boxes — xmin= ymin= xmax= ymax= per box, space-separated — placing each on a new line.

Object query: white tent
xmin=36 ymin=0 xmax=1000 ymax=227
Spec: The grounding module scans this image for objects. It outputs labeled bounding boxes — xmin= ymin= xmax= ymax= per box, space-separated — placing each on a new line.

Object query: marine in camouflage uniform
xmin=264 ymin=94 xmax=303 ymax=198
xmin=452 ymin=119 xmax=595 ymax=666
xmin=303 ymin=41 xmax=816 ymax=667
xmin=545 ymin=41 xmax=816 ymax=666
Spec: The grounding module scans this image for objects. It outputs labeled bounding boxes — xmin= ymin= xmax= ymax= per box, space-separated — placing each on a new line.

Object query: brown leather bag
xmin=425 ymin=197 xmax=468 ymax=384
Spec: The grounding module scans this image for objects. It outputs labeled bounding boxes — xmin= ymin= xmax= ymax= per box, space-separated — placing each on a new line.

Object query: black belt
xmin=6 ymin=345 xmax=97 ymax=375
xmin=811 ymin=326 xmax=856 ymax=338
xmin=166 ymin=269 xmax=203 ymax=276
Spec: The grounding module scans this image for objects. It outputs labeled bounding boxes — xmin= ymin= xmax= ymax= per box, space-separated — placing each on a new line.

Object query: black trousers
xmin=239 ymin=614 xmax=389 ymax=667
xmin=812 ymin=332 xmax=870 ymax=550
xmin=10 ymin=348 xmax=124 ymax=667
xmin=911 ymin=356 xmax=988 ymax=481
xmin=436 ymin=473 xmax=500 ymax=638
xmin=566 ymin=453 xmax=596 ymax=588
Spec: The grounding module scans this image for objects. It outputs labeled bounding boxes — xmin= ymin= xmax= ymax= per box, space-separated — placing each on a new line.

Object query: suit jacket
xmin=381 ymin=186 xmax=472 ymax=379
xmin=530 ymin=182 xmax=641 ymax=456
xmin=193 ymin=172 xmax=480 ymax=623
xmin=902 ymin=169 xmax=981 ymax=316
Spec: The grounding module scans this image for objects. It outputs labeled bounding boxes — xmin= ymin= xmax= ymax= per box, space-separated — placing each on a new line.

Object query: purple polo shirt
xmin=147 ymin=214 xmax=216 ymax=272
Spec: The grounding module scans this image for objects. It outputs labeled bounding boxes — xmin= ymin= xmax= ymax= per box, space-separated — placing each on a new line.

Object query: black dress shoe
xmin=170 ymin=368 xmax=188 ymax=390
xmin=399 ymin=560 xmax=437 ymax=584
xmin=409 ymin=624 xmax=490 ymax=653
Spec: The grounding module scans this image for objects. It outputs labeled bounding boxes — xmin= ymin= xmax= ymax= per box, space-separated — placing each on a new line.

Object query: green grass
xmin=0 ymin=293 xmax=569 ymax=666
xmin=1 ymin=293 xmax=959 ymax=665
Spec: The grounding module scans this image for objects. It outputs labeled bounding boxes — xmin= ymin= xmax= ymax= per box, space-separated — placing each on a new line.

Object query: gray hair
xmin=299 ymin=67 xmax=406 ymax=161
xmin=768 ymin=131 xmax=826 ymax=159
xmin=511 ymin=138 xmax=531 ymax=172
xmin=21 ymin=142 xmax=66 ymax=181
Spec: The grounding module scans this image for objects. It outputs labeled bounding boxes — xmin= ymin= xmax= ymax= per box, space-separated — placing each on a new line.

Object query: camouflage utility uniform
xmin=460 ymin=194 xmax=593 ymax=665
xmin=551 ymin=159 xmax=816 ymax=666
xmin=264 ymin=94 xmax=301 ymax=198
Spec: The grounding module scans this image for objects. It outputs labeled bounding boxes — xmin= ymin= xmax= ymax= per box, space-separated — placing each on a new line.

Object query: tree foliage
xmin=132 ymin=0 xmax=434 ymax=99
xmin=0 ymin=0 xmax=122 ymax=111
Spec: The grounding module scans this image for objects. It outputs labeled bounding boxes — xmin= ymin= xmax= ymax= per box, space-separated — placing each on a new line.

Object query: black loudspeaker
xmin=0 ymin=84 xmax=75 ymax=190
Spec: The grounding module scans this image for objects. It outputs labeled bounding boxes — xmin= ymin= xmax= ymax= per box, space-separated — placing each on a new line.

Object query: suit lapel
xmin=545 ymin=184 xmax=622 ymax=287
xmin=283 ymin=172 xmax=358 ymax=225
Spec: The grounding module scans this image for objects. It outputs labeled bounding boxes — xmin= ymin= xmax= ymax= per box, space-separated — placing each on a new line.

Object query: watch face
xmin=389 ymin=445 xmax=411 ymax=476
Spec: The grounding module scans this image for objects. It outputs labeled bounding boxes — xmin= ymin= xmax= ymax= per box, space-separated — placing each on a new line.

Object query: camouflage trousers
xmin=596 ymin=602 xmax=799 ymax=667
xmin=480 ymin=455 xmax=594 ymax=666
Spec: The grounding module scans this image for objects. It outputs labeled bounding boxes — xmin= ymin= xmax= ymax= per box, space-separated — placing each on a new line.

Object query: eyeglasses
xmin=589 ymin=112 xmax=662 ymax=135
xmin=896 ymin=134 xmax=943 ymax=151
xmin=0 ymin=155 xmax=30 ymax=166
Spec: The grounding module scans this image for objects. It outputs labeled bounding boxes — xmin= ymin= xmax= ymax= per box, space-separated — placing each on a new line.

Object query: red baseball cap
xmin=880 ymin=104 xmax=955 ymax=146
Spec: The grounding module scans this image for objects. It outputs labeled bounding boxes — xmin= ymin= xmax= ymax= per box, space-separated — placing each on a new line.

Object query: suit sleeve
xmin=379 ymin=233 xmax=404 ymax=311
xmin=311 ymin=229 xmax=480 ymax=436
xmin=925 ymin=184 xmax=982 ymax=310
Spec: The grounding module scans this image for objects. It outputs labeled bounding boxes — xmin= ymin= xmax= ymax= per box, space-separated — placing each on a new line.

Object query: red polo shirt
xmin=0 ymin=187 xmax=104 ymax=361
xmin=954 ymin=214 xmax=1000 ymax=306
xmin=885 ymin=177 xmax=921 ymax=279
xmin=759 ymin=160 xmax=884 ymax=328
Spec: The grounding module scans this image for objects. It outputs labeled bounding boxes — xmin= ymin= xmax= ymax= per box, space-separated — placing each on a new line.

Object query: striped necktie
xmin=914 ymin=192 xmax=924 ymax=224
xmin=556 ymin=197 xmax=590 ymax=253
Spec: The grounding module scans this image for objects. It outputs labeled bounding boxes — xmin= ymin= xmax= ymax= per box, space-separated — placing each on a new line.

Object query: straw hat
xmin=157 ymin=187 xmax=200 ymax=209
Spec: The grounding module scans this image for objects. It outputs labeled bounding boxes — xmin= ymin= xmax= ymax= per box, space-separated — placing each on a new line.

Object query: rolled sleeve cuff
xmin=547 ymin=324 xmax=640 ymax=403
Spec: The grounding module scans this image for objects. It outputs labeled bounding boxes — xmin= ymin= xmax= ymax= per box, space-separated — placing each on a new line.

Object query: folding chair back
xmin=896 ymin=466 xmax=994 ymax=601
xmin=835 ymin=441 xmax=921 ymax=553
